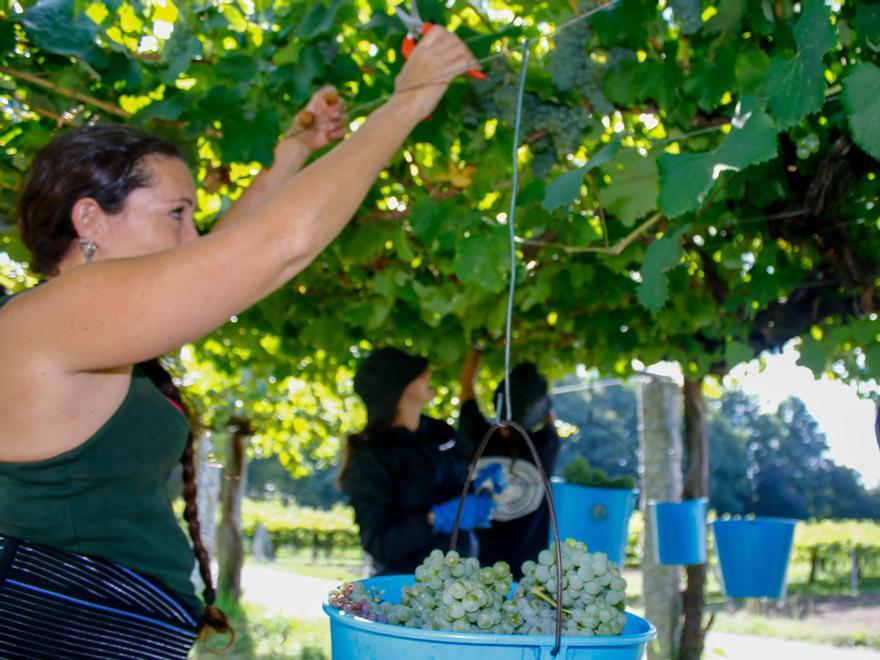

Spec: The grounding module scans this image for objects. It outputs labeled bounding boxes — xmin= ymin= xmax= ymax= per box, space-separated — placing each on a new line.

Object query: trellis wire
xmin=447 ymin=38 xmax=567 ymax=657
xmin=502 ymin=40 xmax=531 ymax=423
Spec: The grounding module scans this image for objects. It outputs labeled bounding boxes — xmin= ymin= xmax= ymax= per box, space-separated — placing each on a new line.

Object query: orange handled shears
xmin=394 ymin=1 xmax=487 ymax=80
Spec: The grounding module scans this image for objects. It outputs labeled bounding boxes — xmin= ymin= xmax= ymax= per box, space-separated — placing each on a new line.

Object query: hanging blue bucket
xmin=324 ymin=574 xmax=656 ymax=659
xmin=649 ymin=498 xmax=708 ymax=565
xmin=549 ymin=478 xmax=638 ymax=567
xmin=712 ymin=517 xmax=799 ymax=598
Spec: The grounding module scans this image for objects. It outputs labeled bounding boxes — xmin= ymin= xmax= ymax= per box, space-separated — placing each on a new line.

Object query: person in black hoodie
xmin=458 ymin=348 xmax=560 ymax=580
xmin=339 ymin=347 xmax=495 ymax=575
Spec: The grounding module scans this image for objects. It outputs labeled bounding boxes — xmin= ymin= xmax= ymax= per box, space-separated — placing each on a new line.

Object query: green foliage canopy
xmin=2 ymin=0 xmax=879 ymax=448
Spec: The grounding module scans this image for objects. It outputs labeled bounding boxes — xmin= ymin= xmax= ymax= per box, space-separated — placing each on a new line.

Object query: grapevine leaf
xmin=217 ymin=54 xmax=260 ymax=81
xmin=453 ymin=231 xmax=509 ymax=293
xmin=842 ymin=62 xmax=880 ymax=161
xmin=410 ymin=197 xmax=463 ymax=249
xmin=794 ymin=0 xmax=837 ymax=55
xmin=735 ymin=49 xmax=771 ymax=95
xmin=597 ymin=150 xmax=658 ymax=227
xmin=725 ymin=340 xmax=754 ymax=369
xmin=764 ymin=0 xmax=836 ymax=129
xmin=162 ymin=29 xmax=203 ymax=83
xmin=219 ymin=108 xmax=279 ymax=165
xmin=542 ymin=168 xmax=584 ymax=213
xmin=705 ymin=0 xmax=744 ymax=34
xmin=636 ymin=225 xmax=688 ymax=312
xmin=636 ymin=268 xmax=668 ymax=313
xmin=659 ymin=101 xmax=777 ymax=218
xmin=764 ymin=56 xmax=825 ymax=130
xmin=393 ymin=225 xmax=417 ymax=263
xmin=294 ymin=0 xmax=348 ymax=38
xmin=855 ymin=2 xmax=880 ymax=49
xmin=590 ymin=0 xmax=652 ymax=44
xmin=585 ymin=136 xmax=624 ymax=171
xmin=797 ymin=338 xmax=830 ymax=377
xmin=201 ymin=86 xmax=247 ymax=118
xmin=413 ymin=281 xmax=462 ymax=327
xmin=865 ymin=344 xmax=880 ymax=377
xmin=290 ymin=47 xmax=326 ymax=102
xmin=136 ymin=95 xmax=190 ymax=121
xmin=542 ymin=137 xmax=622 ymax=212
xmin=18 ymin=0 xmax=99 ymax=58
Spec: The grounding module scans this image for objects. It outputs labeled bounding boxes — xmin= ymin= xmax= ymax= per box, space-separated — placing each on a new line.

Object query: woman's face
xmin=399 ymin=370 xmax=435 ymax=410
xmin=94 ymin=155 xmax=198 ymax=260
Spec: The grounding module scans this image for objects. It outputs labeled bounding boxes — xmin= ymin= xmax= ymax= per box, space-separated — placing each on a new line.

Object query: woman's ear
xmin=70 ymin=197 xmax=108 ymax=241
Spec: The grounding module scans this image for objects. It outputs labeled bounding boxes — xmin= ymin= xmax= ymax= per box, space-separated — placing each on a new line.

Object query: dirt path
xmin=704 ymin=633 xmax=880 ymax=659
xmin=808 ymin=592 xmax=880 ymax=626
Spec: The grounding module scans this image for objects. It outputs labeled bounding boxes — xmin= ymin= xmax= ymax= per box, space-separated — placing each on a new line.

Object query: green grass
xmin=262 ymin=547 xmax=367 ymax=583
xmin=192 ymin=600 xmax=330 ymax=659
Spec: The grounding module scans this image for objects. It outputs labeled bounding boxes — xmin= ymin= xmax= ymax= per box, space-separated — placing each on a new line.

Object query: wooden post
xmin=851 ymin=550 xmax=859 ymax=596
xmin=217 ymin=418 xmax=250 ymax=604
xmin=196 ymin=430 xmax=221 ymax=560
xmin=638 ymin=377 xmax=683 ymax=660
xmin=679 ymin=377 xmax=710 ymax=660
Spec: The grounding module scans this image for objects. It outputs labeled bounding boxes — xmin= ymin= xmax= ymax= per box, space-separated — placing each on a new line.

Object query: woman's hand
xmin=393 ymin=27 xmax=480 ymax=120
xmin=284 ymin=86 xmax=349 ymax=153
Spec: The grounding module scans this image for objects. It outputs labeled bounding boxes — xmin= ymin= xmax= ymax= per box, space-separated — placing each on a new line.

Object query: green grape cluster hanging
xmin=329 ymin=539 xmax=629 ymax=637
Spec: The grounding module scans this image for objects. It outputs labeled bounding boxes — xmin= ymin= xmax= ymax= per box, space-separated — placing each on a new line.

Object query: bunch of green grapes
xmin=530 ymin=142 xmax=558 ymax=178
xmin=669 ymin=0 xmax=702 ymax=35
xmin=378 ymin=550 xmax=515 ymax=633
xmin=577 ymin=60 xmax=615 ymax=117
xmin=545 ymin=106 xmax=592 ymax=159
xmin=333 ymin=541 xmax=628 ymax=638
xmin=796 ymin=133 xmax=821 ymax=160
xmin=517 ymin=539 xmax=628 ymax=636
xmin=550 ymin=21 xmax=591 ymax=92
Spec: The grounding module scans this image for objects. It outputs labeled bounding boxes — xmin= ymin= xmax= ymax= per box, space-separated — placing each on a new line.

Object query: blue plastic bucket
xmin=550 ymin=479 xmax=638 ymax=567
xmin=649 ymin=498 xmax=707 ymax=565
xmin=324 ymin=575 xmax=656 ymax=659
xmin=712 ymin=517 xmax=799 ymax=598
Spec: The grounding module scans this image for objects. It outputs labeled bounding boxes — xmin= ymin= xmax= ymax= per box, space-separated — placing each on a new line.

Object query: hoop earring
xmin=78 ymin=238 xmax=97 ymax=262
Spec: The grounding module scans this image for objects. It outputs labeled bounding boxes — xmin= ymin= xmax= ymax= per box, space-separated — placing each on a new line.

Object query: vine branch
xmin=0 ymin=66 xmax=130 ymax=118
xmin=516 ymin=212 xmax=662 ymax=255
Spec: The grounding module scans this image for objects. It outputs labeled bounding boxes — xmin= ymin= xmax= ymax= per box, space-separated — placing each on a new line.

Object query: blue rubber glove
xmin=431 ymin=494 xmax=495 ymax=533
xmin=472 ymin=463 xmax=507 ymax=495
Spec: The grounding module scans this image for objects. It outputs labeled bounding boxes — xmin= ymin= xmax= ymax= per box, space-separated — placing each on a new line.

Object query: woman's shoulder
xmin=345 ymin=432 xmax=387 ymax=465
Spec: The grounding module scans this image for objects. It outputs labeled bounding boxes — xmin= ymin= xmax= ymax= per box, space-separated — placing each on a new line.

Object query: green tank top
xmin=0 ymin=293 xmax=201 ymax=614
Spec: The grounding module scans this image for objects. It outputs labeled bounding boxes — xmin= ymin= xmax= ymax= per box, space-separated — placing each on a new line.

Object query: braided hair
xmin=138 ymin=359 xmax=233 ymax=642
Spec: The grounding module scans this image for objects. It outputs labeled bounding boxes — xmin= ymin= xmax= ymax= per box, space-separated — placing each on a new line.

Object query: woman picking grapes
xmin=0 ymin=29 xmax=478 ymax=658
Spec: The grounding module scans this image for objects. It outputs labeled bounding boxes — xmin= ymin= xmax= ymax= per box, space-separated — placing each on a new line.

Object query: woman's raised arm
xmin=0 ymin=28 xmax=478 ymax=374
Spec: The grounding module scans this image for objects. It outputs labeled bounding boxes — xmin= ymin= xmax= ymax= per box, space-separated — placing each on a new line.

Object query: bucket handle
xmin=449 ymin=420 xmax=565 ymax=656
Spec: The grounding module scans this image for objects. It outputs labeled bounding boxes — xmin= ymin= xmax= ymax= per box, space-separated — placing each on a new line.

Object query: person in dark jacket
xmin=458 ymin=348 xmax=560 ymax=579
xmin=339 ymin=347 xmax=495 ymax=575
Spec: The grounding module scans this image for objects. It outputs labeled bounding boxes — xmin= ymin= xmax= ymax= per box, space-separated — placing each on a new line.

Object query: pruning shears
xmin=394 ymin=1 xmax=487 ymax=80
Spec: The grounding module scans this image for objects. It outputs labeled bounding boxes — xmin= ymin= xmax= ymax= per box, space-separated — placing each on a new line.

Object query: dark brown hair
xmin=17 ymin=124 xmax=182 ymax=276
xmin=139 ymin=359 xmax=233 ymax=642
